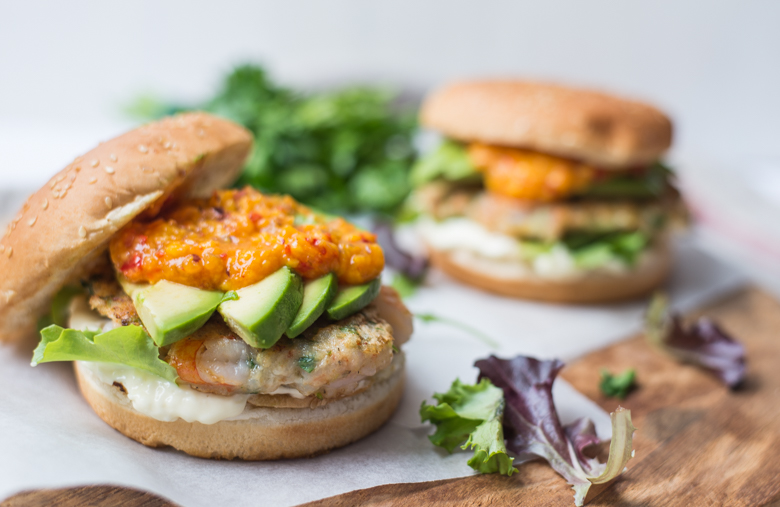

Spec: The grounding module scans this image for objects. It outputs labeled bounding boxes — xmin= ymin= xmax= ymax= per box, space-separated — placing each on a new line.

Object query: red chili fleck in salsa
xmin=110 ymin=188 xmax=384 ymax=291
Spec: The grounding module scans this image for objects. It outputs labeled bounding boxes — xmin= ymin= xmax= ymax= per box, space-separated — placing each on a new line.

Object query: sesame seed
xmin=78 ymin=226 xmax=87 ymax=238
xmin=42 ymin=198 xmax=49 ymax=210
xmin=28 ymin=216 xmax=37 ymax=227
xmin=197 ymin=129 xmax=205 ymax=137
xmin=91 ymin=159 xmax=99 ymax=168
xmin=138 ymin=144 xmax=148 ymax=153
xmin=6 ymin=247 xmax=12 ymax=258
xmin=0 ymin=245 xmax=4 ymax=253
xmin=105 ymin=166 xmax=115 ymax=174
xmin=105 ymin=197 xmax=113 ymax=208
xmin=163 ymin=141 xmax=171 ymax=149
xmin=109 ymin=154 xmax=117 ymax=162
xmin=89 ymin=177 xmax=98 ymax=184
xmin=49 ymin=180 xmax=57 ymax=189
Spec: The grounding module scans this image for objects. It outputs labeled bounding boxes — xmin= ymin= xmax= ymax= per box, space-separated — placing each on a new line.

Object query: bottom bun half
xmin=428 ymin=241 xmax=671 ymax=304
xmin=74 ymin=360 xmax=404 ymax=460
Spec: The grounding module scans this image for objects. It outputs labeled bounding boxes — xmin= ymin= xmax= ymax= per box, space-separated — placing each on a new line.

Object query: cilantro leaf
xmin=599 ymin=368 xmax=637 ymax=399
xmin=415 ymin=313 xmax=500 ymax=349
xmin=298 ymin=356 xmax=317 ymax=373
xmin=420 ymin=378 xmax=516 ymax=476
xmin=32 ymin=325 xmax=177 ymax=382
xmin=389 ymin=273 xmax=420 ymax=299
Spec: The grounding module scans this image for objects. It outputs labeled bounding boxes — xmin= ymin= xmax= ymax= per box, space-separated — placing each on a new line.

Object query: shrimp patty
xmin=88 ymin=275 xmax=410 ymax=400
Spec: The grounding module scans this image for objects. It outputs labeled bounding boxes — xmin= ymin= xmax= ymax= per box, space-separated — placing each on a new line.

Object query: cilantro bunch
xmin=131 ymin=64 xmax=417 ymax=214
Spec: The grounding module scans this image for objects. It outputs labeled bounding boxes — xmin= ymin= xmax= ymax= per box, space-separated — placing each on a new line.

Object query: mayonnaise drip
xmin=81 ymin=361 xmax=250 ymax=424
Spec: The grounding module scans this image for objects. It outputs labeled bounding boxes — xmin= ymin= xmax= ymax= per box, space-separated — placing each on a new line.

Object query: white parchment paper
xmin=0 ymin=237 xmax=744 ymax=506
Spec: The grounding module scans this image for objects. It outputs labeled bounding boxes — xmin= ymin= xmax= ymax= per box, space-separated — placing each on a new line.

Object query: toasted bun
xmin=74 ymin=359 xmax=405 ymax=460
xmin=428 ymin=241 xmax=671 ymax=303
xmin=0 ymin=113 xmax=253 ymax=342
xmin=421 ymin=80 xmax=672 ymax=169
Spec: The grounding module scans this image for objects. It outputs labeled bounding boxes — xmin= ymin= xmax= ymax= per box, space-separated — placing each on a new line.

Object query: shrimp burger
xmin=0 ymin=113 xmax=412 ymax=459
xmin=409 ymin=80 xmax=687 ymax=303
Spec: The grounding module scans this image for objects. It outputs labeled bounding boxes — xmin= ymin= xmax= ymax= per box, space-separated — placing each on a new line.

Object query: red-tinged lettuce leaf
xmin=646 ymin=293 xmax=746 ymax=388
xmin=32 ymin=324 xmax=178 ymax=383
xmin=476 ymin=355 xmax=636 ymax=506
xmin=420 ymin=378 xmax=517 ymax=476
xmin=372 ymin=220 xmax=428 ymax=282
xmin=564 ymin=417 xmax=602 ymax=472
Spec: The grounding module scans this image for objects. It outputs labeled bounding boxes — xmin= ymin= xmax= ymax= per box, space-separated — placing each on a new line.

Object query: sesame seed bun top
xmin=0 ymin=112 xmax=253 ymax=342
xmin=420 ymin=80 xmax=673 ymax=169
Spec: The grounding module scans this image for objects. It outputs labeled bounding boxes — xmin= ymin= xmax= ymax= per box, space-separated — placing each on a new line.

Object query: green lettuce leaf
xmin=519 ymin=231 xmax=649 ymax=270
xmin=410 ymin=141 xmax=479 ymax=187
xmin=583 ymin=161 xmax=674 ymax=198
xmin=420 ymin=378 xmax=516 ymax=476
xmin=566 ymin=231 xmax=648 ymax=268
xmin=37 ymin=285 xmax=83 ymax=331
xmin=32 ymin=325 xmax=178 ymax=383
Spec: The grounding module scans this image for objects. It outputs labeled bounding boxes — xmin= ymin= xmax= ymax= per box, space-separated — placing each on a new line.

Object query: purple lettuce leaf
xmin=372 ymin=220 xmax=428 ymax=280
xmin=646 ymin=294 xmax=746 ymax=388
xmin=476 ymin=355 xmax=635 ymax=506
xmin=564 ymin=417 xmax=603 ymax=475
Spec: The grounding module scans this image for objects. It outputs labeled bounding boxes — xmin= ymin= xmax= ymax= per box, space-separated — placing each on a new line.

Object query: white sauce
xmin=68 ymin=296 xmax=116 ymax=333
xmin=532 ymin=244 xmax=579 ymax=279
xmin=416 ymin=217 xmax=629 ymax=280
xmin=267 ymin=386 xmax=307 ymax=399
xmin=417 ymin=217 xmax=520 ymax=259
xmin=81 ymin=361 xmax=250 ymax=425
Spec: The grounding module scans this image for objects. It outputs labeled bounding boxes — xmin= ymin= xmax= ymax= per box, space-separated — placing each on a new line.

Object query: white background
xmin=1 ymin=1 xmax=780 ymax=163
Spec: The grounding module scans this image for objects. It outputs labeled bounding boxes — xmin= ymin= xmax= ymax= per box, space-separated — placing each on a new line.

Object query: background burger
xmin=0 ymin=113 xmax=412 ymax=459
xmin=407 ymin=80 xmax=687 ymax=303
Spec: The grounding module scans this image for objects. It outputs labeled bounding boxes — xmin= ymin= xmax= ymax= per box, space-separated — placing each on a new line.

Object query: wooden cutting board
xmin=4 ymin=286 xmax=780 ymax=507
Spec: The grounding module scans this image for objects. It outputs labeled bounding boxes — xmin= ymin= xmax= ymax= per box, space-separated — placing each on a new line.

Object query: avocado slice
xmin=218 ymin=267 xmax=303 ymax=348
xmin=133 ymin=280 xmax=224 ymax=346
xmin=286 ymin=273 xmax=338 ymax=338
xmin=117 ymin=274 xmax=148 ymax=299
xmin=326 ymin=277 xmax=382 ymax=321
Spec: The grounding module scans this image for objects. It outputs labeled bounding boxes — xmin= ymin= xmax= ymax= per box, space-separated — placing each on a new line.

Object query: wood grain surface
xmin=5 ymin=286 xmax=780 ymax=507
